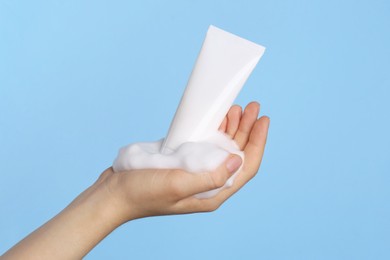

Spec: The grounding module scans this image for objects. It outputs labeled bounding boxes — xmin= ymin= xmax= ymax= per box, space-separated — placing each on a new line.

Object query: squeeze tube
xmin=161 ymin=25 xmax=265 ymax=154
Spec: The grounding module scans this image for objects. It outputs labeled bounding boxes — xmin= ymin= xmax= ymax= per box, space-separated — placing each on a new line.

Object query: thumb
xmin=184 ymin=154 xmax=242 ymax=197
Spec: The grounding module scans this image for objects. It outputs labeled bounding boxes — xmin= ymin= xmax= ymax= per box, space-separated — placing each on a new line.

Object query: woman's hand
xmin=2 ymin=102 xmax=269 ymax=260
xmin=102 ymin=102 xmax=270 ymax=222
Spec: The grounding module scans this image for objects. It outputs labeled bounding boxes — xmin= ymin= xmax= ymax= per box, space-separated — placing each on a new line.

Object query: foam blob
xmin=113 ymin=25 xmax=264 ymax=199
xmin=113 ymin=131 xmax=244 ymax=199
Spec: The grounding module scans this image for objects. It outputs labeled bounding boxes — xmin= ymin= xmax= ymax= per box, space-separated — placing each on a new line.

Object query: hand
xmin=1 ymin=102 xmax=269 ymax=260
xmin=102 ymin=102 xmax=270 ymax=222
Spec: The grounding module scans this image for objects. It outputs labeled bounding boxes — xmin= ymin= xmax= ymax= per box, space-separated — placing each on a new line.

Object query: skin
xmin=2 ymin=102 xmax=270 ymax=260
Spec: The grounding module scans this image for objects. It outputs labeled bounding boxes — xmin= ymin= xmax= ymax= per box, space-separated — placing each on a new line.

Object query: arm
xmin=2 ymin=102 xmax=270 ymax=259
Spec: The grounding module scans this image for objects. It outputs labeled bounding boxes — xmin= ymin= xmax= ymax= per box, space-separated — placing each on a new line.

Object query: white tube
xmin=161 ymin=25 xmax=265 ymax=153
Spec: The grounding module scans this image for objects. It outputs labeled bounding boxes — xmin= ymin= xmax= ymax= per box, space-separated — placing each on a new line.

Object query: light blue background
xmin=1 ymin=0 xmax=389 ymax=259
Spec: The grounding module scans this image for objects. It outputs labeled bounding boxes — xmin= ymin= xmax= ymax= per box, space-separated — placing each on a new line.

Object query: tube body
xmin=161 ymin=25 xmax=265 ymax=153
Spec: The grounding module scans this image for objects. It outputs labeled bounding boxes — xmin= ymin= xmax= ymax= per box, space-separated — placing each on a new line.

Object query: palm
xmin=104 ymin=102 xmax=270 ymax=217
xmin=173 ymin=102 xmax=270 ymax=212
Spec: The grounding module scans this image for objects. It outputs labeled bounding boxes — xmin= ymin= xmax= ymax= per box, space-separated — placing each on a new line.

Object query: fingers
xmin=218 ymin=117 xmax=227 ymax=132
xmin=234 ymin=102 xmax=260 ymax=150
xmin=175 ymin=154 xmax=242 ymax=198
xmin=219 ymin=105 xmax=242 ymax=135
xmin=170 ymin=102 xmax=268 ymax=214
xmin=242 ymin=116 xmax=270 ymax=175
xmin=175 ymin=116 xmax=270 ymax=213
xmin=214 ymin=117 xmax=270 ymax=202
xmin=226 ymin=105 xmax=242 ymax=137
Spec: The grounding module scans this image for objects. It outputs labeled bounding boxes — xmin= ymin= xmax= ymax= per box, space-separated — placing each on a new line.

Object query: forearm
xmin=2 ymin=178 xmax=125 ymax=260
xmin=2 ymin=103 xmax=269 ymax=259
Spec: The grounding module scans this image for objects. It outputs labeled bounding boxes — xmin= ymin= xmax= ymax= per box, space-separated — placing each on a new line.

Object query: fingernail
xmin=226 ymin=156 xmax=242 ymax=174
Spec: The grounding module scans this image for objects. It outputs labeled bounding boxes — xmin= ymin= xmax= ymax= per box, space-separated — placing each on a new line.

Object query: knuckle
xmin=204 ymin=202 xmax=220 ymax=212
xmin=206 ymin=173 xmax=226 ymax=189
xmin=168 ymin=178 xmax=185 ymax=198
xmin=252 ymin=170 xmax=259 ymax=178
xmin=247 ymin=164 xmax=261 ymax=179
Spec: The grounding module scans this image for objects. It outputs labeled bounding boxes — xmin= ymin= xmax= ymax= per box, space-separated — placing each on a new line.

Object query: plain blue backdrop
xmin=1 ymin=0 xmax=389 ymax=259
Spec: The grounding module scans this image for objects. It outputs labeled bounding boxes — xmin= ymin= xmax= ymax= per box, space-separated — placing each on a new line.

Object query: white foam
xmin=112 ymin=25 xmax=264 ymax=199
xmin=113 ymin=131 xmax=244 ymax=199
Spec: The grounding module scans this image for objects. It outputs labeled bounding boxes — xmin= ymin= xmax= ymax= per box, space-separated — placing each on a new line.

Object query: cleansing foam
xmin=113 ymin=25 xmax=265 ymax=199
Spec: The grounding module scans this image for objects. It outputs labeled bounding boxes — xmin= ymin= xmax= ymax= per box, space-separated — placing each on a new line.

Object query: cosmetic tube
xmin=161 ymin=25 xmax=265 ymax=154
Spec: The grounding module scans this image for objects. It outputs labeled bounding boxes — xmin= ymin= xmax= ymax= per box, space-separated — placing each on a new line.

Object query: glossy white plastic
xmin=161 ymin=25 xmax=265 ymax=153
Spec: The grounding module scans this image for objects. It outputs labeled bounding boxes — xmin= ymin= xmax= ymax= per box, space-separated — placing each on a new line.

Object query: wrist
xmin=85 ymin=180 xmax=124 ymax=229
xmin=94 ymin=168 xmax=140 ymax=224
